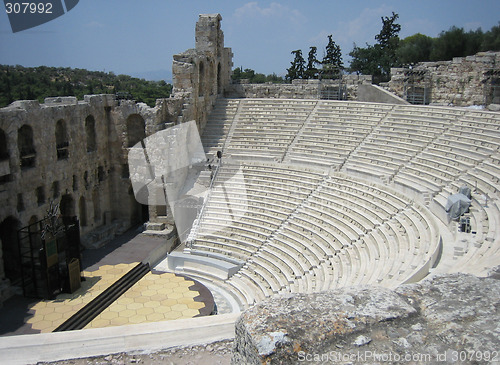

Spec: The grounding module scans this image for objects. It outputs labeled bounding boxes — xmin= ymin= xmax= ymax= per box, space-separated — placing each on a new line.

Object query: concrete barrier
xmin=0 ymin=313 xmax=239 ymax=365
xmin=357 ymin=84 xmax=409 ymax=105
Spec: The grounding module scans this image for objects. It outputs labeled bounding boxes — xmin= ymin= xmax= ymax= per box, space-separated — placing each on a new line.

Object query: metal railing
xmin=186 ymin=160 xmax=222 ymax=248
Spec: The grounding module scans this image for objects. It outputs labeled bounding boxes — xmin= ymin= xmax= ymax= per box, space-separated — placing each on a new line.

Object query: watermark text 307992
xmin=4 ymin=0 xmax=79 ymax=33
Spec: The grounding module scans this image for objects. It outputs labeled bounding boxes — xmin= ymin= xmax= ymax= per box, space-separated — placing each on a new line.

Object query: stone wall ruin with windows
xmin=0 ymin=14 xmax=233 ymax=304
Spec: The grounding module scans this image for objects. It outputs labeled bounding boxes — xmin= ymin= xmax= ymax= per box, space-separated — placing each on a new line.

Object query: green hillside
xmin=0 ymin=65 xmax=173 ymax=108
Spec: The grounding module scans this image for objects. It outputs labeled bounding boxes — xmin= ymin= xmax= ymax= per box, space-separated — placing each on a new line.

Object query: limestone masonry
xmin=232 ymin=267 xmax=500 ymax=364
xmin=0 ymin=14 xmax=232 ymax=304
xmin=386 ymin=51 xmax=500 ymax=107
xmin=1 ymin=13 xmax=500 ymax=364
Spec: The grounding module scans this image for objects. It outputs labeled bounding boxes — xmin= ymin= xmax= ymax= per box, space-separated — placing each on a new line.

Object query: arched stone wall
xmin=126 ymin=114 xmax=146 ymax=148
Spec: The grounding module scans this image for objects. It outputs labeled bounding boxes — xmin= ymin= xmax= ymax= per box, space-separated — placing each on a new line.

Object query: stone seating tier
xmin=189 ymin=99 xmax=500 ymax=307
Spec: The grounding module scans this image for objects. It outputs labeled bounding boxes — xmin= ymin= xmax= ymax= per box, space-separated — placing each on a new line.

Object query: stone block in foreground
xmin=232 ymin=268 xmax=500 ymax=364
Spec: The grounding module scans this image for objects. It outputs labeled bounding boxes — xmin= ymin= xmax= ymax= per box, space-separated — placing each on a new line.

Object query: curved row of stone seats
xmin=190 ymin=163 xmax=325 ymax=264
xmin=388 ymin=112 xmax=500 ymax=200
xmin=286 ymin=101 xmax=391 ymax=168
xmin=201 ymin=98 xmax=239 ymax=155
xmin=288 ymin=104 xmax=386 ymax=168
xmin=202 ymin=100 xmax=500 ymax=179
xmin=343 ymin=108 xmax=452 ymax=181
xmin=211 ymin=99 xmax=316 ymax=160
xmin=187 ymin=162 xmax=440 ymax=307
xmin=193 ymin=99 xmax=500 ymax=307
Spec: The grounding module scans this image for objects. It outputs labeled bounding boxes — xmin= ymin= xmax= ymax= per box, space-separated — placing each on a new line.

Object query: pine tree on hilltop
xmin=286 ymin=50 xmax=306 ymax=81
xmin=321 ymin=35 xmax=343 ymax=80
xmin=305 ymin=46 xmax=320 ymax=79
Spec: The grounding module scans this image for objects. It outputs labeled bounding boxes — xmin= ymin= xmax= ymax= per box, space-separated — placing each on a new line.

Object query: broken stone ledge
xmin=232 ymin=267 xmax=500 ymax=364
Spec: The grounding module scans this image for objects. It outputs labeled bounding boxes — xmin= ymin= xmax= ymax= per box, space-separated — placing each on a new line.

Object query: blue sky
xmin=0 ymin=1 xmax=499 ymax=80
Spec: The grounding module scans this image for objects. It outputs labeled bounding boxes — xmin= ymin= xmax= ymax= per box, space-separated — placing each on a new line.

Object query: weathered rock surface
xmin=387 ymin=51 xmax=500 ymax=106
xmin=232 ymin=268 xmax=500 ymax=364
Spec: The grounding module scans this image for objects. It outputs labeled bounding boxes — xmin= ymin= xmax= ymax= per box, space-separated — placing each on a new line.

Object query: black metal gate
xmin=17 ymin=216 xmax=81 ymax=299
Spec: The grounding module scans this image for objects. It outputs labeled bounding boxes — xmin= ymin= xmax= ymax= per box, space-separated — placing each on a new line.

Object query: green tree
xmin=286 ymin=50 xmax=306 ymax=81
xmin=375 ymin=12 xmax=401 ymax=49
xmin=305 ymin=46 xmax=320 ymax=79
xmin=396 ymin=33 xmax=434 ymax=66
xmin=231 ymin=67 xmax=284 ymax=84
xmin=430 ymin=26 xmax=468 ymax=61
xmin=321 ymin=35 xmax=343 ymax=79
xmin=481 ymin=22 xmax=500 ymax=51
xmin=375 ymin=12 xmax=401 ymax=80
xmin=349 ymin=12 xmax=400 ymax=83
xmin=349 ymin=44 xmax=382 ymax=77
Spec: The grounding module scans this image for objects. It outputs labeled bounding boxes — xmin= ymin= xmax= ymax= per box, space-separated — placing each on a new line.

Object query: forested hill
xmin=0 ymin=65 xmax=173 ymax=108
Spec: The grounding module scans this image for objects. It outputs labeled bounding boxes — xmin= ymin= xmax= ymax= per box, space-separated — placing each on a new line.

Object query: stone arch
xmin=209 ymin=60 xmax=215 ymax=95
xmin=0 ymin=128 xmax=8 ymax=160
xmin=0 ymin=128 xmax=11 ymax=184
xmin=27 ymin=215 xmax=42 ymax=249
xmin=126 ymin=114 xmax=146 ymax=147
xmin=129 ymin=186 xmax=148 ymax=225
xmin=55 ymin=119 xmax=69 ymax=160
xmin=198 ymin=60 xmax=205 ymax=97
xmin=79 ymin=196 xmax=87 ymax=227
xmin=0 ymin=216 xmax=21 ymax=282
xmin=85 ymin=115 xmax=97 ymax=152
xmin=92 ymin=188 xmax=101 ymax=222
xmin=28 ymin=215 xmax=38 ymax=228
xmin=60 ymin=194 xmax=75 ymax=218
xmin=217 ymin=62 xmax=222 ymax=94
xmin=18 ymin=124 xmax=36 ymax=168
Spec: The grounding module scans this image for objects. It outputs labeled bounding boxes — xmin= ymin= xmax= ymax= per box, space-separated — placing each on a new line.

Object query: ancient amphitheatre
xmin=0 ymin=13 xmax=499 ymax=364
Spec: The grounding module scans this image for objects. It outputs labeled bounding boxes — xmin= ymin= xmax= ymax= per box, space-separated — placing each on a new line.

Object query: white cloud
xmin=307 ymin=5 xmax=396 ymax=61
xmin=401 ymin=18 xmax=440 ymax=38
xmin=465 ymin=21 xmax=482 ymax=31
xmin=233 ymin=2 xmax=307 ymax=26
xmin=85 ymin=21 xmax=105 ymax=29
xmin=338 ymin=5 xmax=393 ymax=46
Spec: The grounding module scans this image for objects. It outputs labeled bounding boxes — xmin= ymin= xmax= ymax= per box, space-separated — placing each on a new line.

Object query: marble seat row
xmin=191 ymin=99 xmax=500 ymax=308
xmin=189 ymin=162 xmax=440 ymax=306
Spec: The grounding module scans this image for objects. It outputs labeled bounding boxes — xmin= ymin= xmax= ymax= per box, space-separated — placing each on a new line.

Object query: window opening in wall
xmin=55 ymin=119 xmax=69 ymax=160
xmin=121 ymin=164 xmax=129 ymax=179
xmin=52 ymin=181 xmax=60 ymax=198
xmin=0 ymin=129 xmax=11 ymax=184
xmin=92 ymin=189 xmax=101 ymax=222
xmin=126 ymin=114 xmax=146 ymax=148
xmin=18 ymin=125 xmax=36 ymax=168
xmin=60 ymin=194 xmax=75 ymax=218
xmin=199 ymin=61 xmax=205 ymax=97
xmin=0 ymin=128 xmax=8 ymax=160
xmin=217 ymin=63 xmax=222 ymax=94
xmin=1 ymin=216 xmax=22 ymax=285
xmin=79 ymin=196 xmax=87 ymax=227
xmin=84 ymin=171 xmax=89 ymax=190
xmin=17 ymin=193 xmax=24 ymax=212
xmin=72 ymin=175 xmax=78 ymax=191
xmin=98 ymin=166 xmax=105 ymax=182
xmin=209 ymin=61 xmax=215 ymax=95
xmin=36 ymin=186 xmax=45 ymax=206
xmin=85 ymin=115 xmax=97 ymax=152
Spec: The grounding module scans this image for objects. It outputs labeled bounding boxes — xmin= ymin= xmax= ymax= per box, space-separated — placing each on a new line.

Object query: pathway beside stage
xmin=0 ymin=227 xmax=214 ymax=336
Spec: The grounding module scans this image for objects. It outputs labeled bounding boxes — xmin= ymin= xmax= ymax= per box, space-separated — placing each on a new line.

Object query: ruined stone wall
xmin=0 ymin=94 xmax=188 ymax=303
xmin=232 ymin=268 xmax=500 ymax=364
xmin=0 ymin=13 xmax=234 ymax=304
xmin=172 ymin=14 xmax=233 ymax=132
xmin=386 ymin=51 xmax=500 ymax=106
xmin=226 ymin=76 xmax=372 ymax=100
